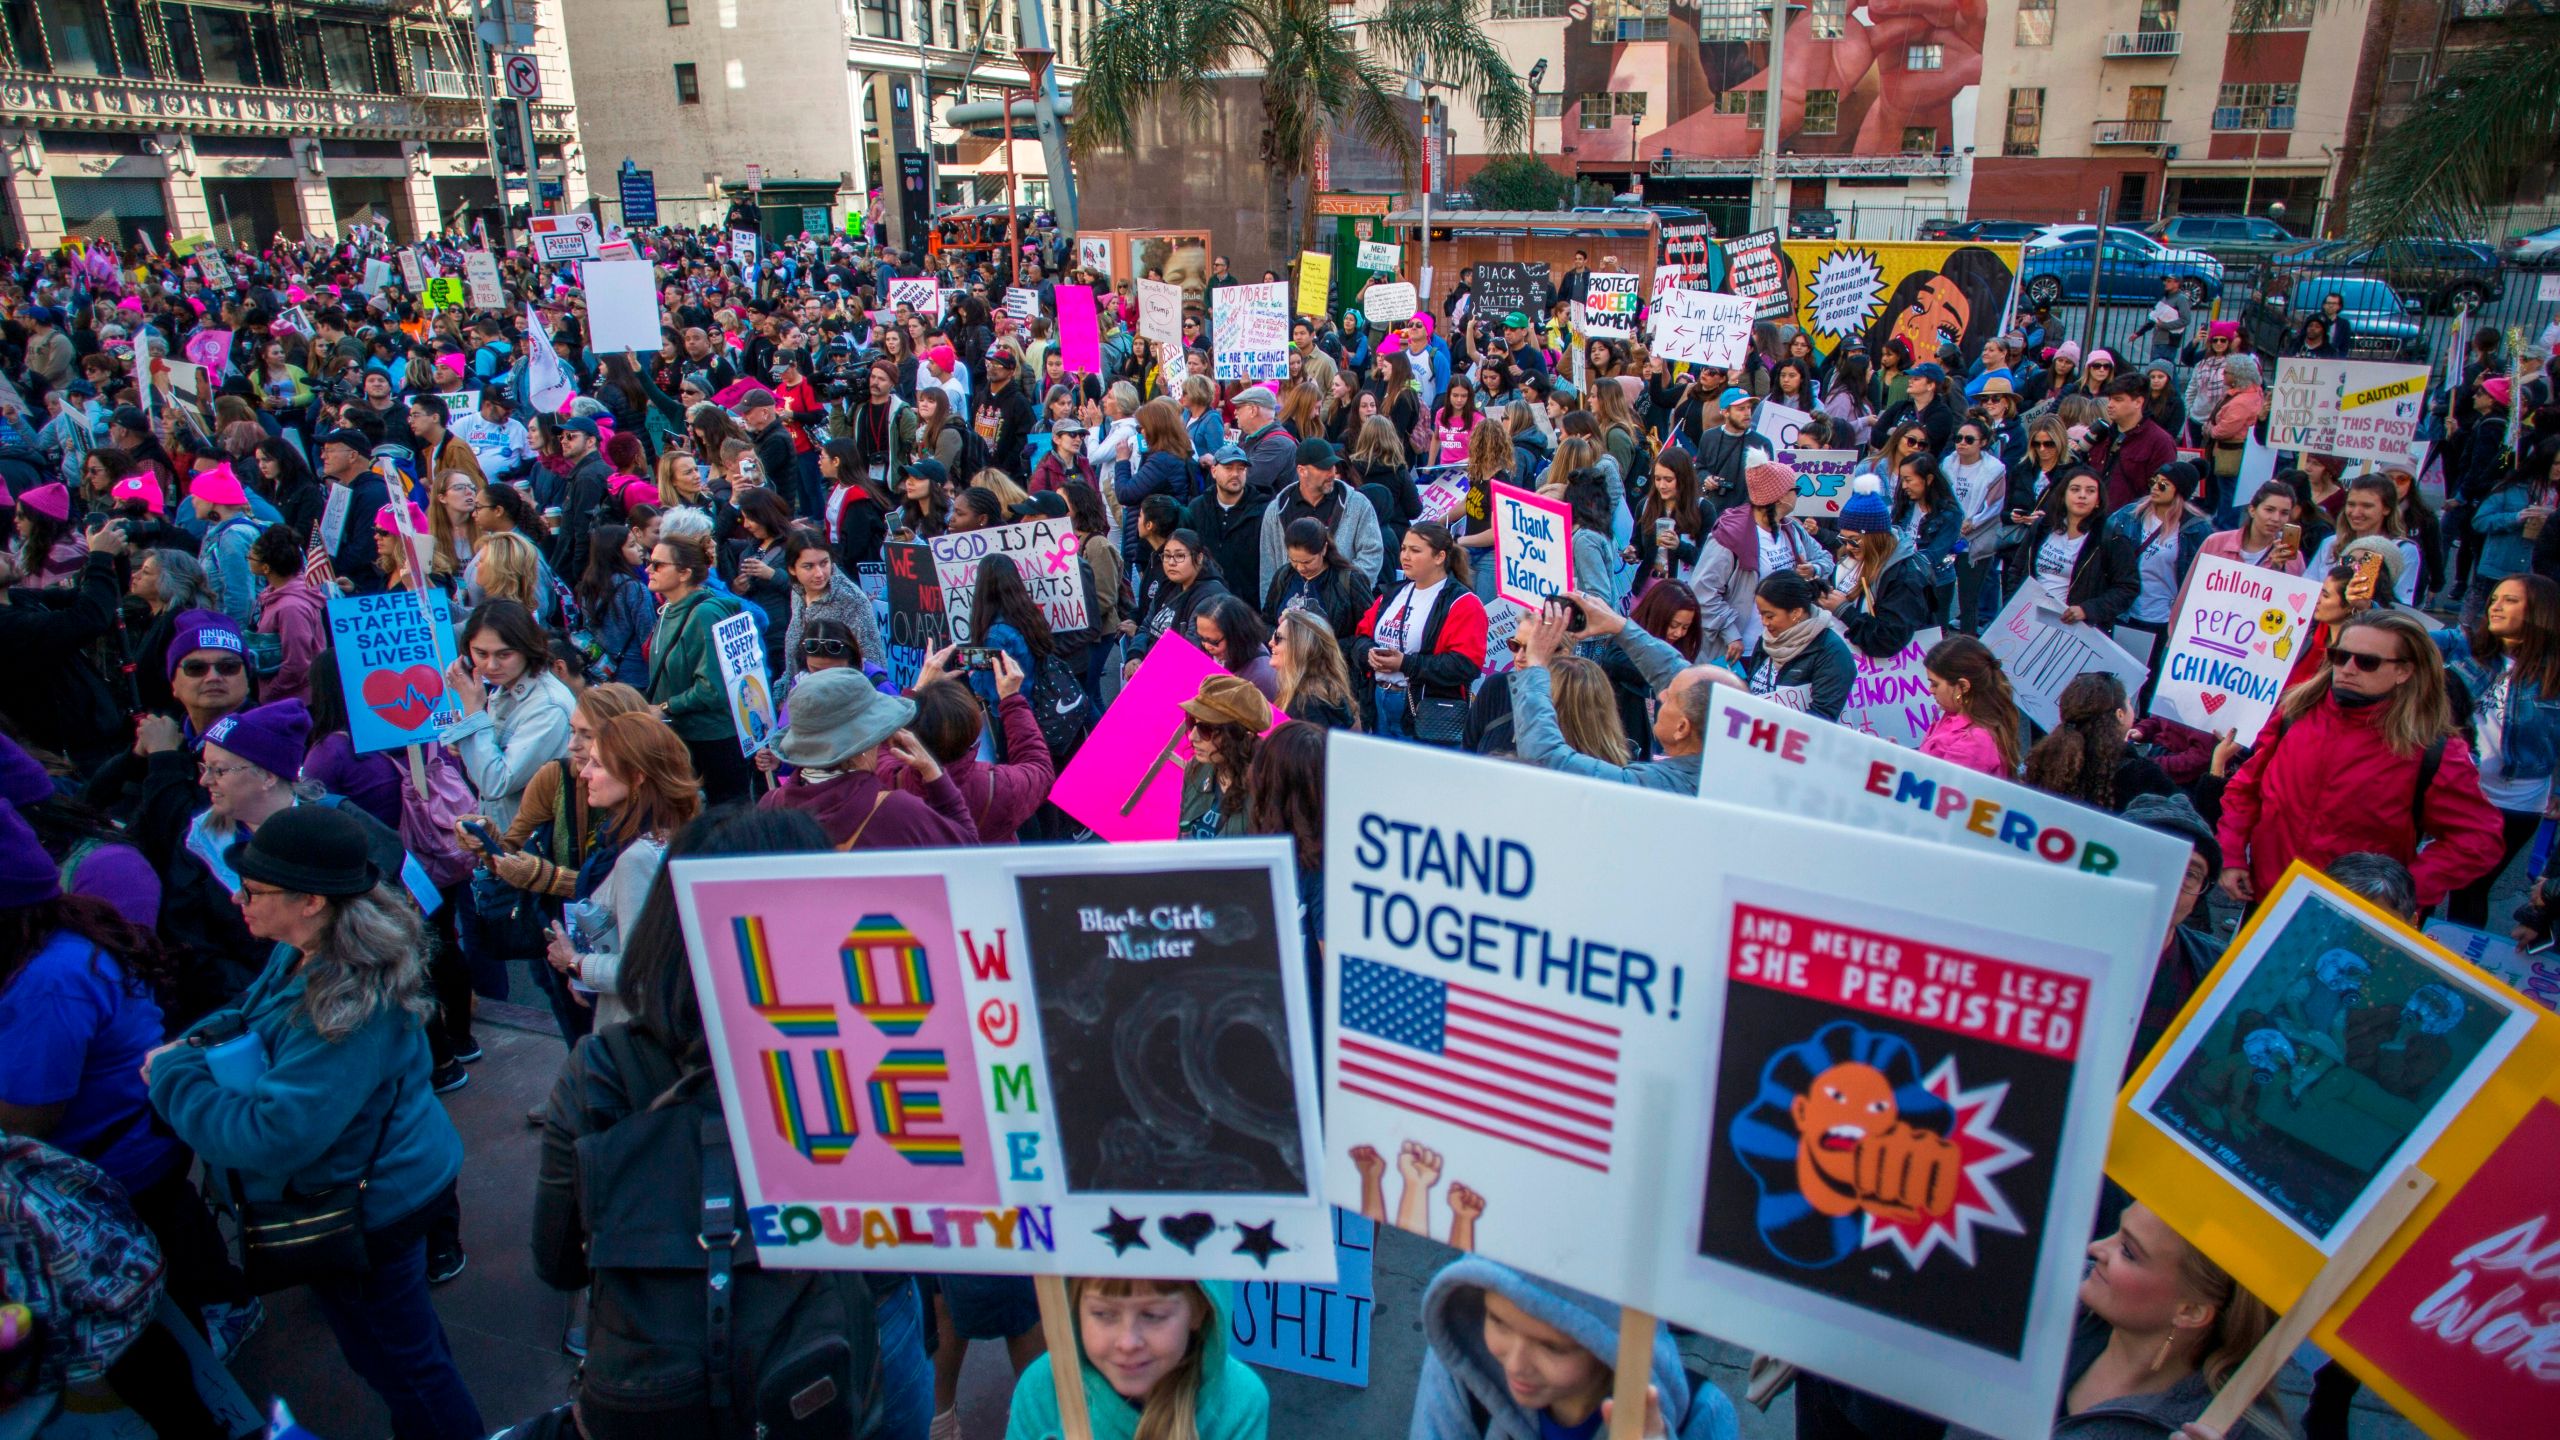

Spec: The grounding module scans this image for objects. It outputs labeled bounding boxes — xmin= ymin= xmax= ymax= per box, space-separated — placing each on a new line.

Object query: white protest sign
xmin=2267 ymin=357 xmax=2341 ymax=451
xmin=1360 ymin=281 xmax=1418 ymax=326
xmin=1649 ymin=287 xmax=1754 ymax=369
xmin=528 ymin=212 xmax=601 ymax=263
xmin=1414 ymin=465 xmax=1467 ymax=526
xmin=1583 ymin=272 xmax=1640 ymax=339
xmin=1839 ymin=628 xmax=1944 ymax=749
xmin=1481 ymin=600 xmax=1522 ymax=675
xmin=1754 ymin=398 xmax=1814 ymax=453
xmin=1787 ymin=451 xmax=1861 ymax=517
xmin=1212 ymin=281 xmax=1289 ymax=381
xmin=2326 ymin=360 xmax=2430 ymax=465
xmin=1135 ymin=277 xmax=1183 ymax=347
xmin=396 ymin=250 xmax=426 ymax=290
xmin=2149 ymin=552 xmax=2322 ymax=744
xmin=196 ymin=251 xmax=233 ymax=290
xmin=1489 ymin=481 xmax=1572 ymax=608
xmin=886 ymin=276 xmax=943 ymax=319
xmin=711 ymin=610 xmax=776 ymax=757
xmin=730 ymin=228 xmax=761 ymax=267
xmin=1160 ymin=347 xmax=1190 ymax=395
xmin=1355 ymin=240 xmax=1400 ymax=274
xmin=319 ymin=482 xmax=353 ymax=556
xmin=1075 ymin=235 xmax=1112 ymax=280
xmin=1983 ymin=581 xmax=2150 ymax=731
xmin=464 ymin=250 xmax=504 ymax=309
xmin=1326 ymin=730 xmax=2160 ymax=1440
xmin=929 ymin=516 xmax=1088 ymax=645
xmin=361 ymin=258 xmax=395 ymax=292
xmin=1004 ymin=288 xmax=1037 ymax=322
xmin=2422 ymin=920 xmax=2560 ymax=1014
xmin=580 ymin=258 xmax=662 ymax=357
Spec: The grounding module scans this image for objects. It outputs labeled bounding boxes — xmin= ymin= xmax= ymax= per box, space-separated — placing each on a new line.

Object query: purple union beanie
xmin=166 ymin=608 xmax=248 ymax=681
xmin=199 ymin=699 xmax=312 ymax=782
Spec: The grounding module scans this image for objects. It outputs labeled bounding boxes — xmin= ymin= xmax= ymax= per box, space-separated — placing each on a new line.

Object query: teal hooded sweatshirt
xmin=1004 ymin=1282 xmax=1268 ymax=1440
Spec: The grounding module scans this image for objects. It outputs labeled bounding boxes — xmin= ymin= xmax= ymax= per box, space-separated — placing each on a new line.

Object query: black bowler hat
xmin=224 ymin=805 xmax=381 ymax=898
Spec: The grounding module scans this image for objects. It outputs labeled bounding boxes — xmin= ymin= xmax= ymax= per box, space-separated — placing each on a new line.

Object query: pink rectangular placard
xmin=1489 ymin=480 xmax=1574 ymax=610
xmin=1057 ymin=283 xmax=1102 ymax=375
xmin=1052 ymin=637 xmax=1273 ymax=842
xmin=687 ymin=872 xmax=999 ymax=1207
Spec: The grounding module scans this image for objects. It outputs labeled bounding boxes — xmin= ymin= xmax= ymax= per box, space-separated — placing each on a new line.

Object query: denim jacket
xmin=2437 ymin=627 xmax=2560 ymax=785
xmin=2466 ymin=479 xmax=2539 ymax=585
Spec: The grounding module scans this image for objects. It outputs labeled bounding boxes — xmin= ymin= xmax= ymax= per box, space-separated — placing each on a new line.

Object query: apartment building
xmin=1443 ymin=0 xmax=2394 ymax=236
xmin=561 ymin=0 xmax=1092 ymax=233
xmin=0 ymin=0 xmax=588 ymax=248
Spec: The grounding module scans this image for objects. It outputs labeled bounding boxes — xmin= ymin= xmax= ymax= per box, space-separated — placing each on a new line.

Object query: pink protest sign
xmin=1490 ymin=480 xmax=1573 ymax=609
xmin=1057 ymin=283 xmax=1102 ymax=375
xmin=1052 ymin=637 xmax=1272 ymax=842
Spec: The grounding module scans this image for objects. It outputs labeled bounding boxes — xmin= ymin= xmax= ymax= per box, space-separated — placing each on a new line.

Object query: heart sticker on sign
xmin=362 ymin=663 xmax=447 ymax=731
xmin=2199 ymin=691 xmax=2228 ymax=715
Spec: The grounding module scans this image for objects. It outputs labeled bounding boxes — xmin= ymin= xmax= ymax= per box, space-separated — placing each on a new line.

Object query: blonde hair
xmin=430 ymin=471 xmax=478 ymax=577
xmin=1274 ymin=608 xmax=1356 ymax=720
xmin=1466 ymin=421 xmax=1516 ymax=486
xmin=1547 ymin=653 xmax=1629 ymax=765
xmin=475 ymin=529 xmax=544 ymax=612
xmin=1137 ymin=398 xmax=1193 ymax=460
xmin=1070 ymin=1277 xmax=1213 ymax=1440
xmin=1350 ymin=415 xmax=1406 ymax=469
xmin=301 ymin=884 xmax=434 ymax=1042
xmin=976 ymin=468 xmax=1030 ymax=514
xmin=2275 ymin=610 xmax=2453 ymax=757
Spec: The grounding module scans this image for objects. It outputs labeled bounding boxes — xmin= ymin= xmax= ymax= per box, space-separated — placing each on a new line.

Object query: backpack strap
xmin=834 ymin=788 xmax=895 ymax=850
xmin=2411 ymin=733 xmax=2448 ymax=838
xmin=699 ymin=1111 xmax=739 ymax=1414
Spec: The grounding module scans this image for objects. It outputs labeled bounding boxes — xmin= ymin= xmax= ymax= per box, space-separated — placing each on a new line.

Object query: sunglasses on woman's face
xmin=2031 ymin=439 xmax=2058 ymax=449
xmin=805 ymin=638 xmax=852 ymax=659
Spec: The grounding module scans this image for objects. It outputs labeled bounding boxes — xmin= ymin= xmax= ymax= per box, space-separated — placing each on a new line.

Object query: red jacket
xmin=2088 ymin=417 xmax=2178 ymax=513
xmin=2216 ymin=694 xmax=2506 ymax=909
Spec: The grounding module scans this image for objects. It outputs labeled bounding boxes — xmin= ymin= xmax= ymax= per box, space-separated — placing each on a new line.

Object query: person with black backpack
xmin=532 ymin=806 xmax=926 ymax=1440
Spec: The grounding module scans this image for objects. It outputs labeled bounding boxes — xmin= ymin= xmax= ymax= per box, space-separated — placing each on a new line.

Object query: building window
xmin=164 ymin=7 xmax=202 ymax=80
xmin=666 ymin=0 xmax=688 ymax=22
xmin=1577 ymin=91 xmax=1645 ymax=128
xmin=1489 ymin=0 xmax=1573 ymax=16
xmin=2249 ymin=0 xmax=2315 ymax=25
xmin=674 ymin=61 xmax=699 ymax=103
xmin=1905 ymin=43 xmax=1942 ymax=70
xmin=29 ymin=0 xmax=106 ymax=74
xmin=2014 ymin=0 xmax=2054 ymax=45
xmin=1716 ymin=88 xmax=1765 ymax=129
xmin=1801 ymin=89 xmax=1839 ymax=134
xmin=1808 ymin=0 xmax=1845 ymax=39
xmin=1902 ymin=126 xmax=1938 ymax=154
xmin=2004 ymin=87 xmax=2043 ymax=156
xmin=1589 ymin=0 xmax=1669 ymax=42
xmin=187 ymin=6 xmax=266 ymax=86
xmin=858 ymin=0 xmax=899 ymax=40
xmin=319 ymin=22 xmax=379 ymax=93
xmin=1534 ymin=93 xmax=1564 ymax=118
xmin=2138 ymin=0 xmax=2179 ymax=32
xmin=2383 ymin=50 xmax=2428 ymax=100
xmin=1692 ymin=0 xmax=1764 ymax=40
xmin=2214 ymin=82 xmax=2298 ymax=129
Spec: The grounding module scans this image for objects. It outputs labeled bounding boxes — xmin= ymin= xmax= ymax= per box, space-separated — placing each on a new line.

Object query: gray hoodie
xmin=1409 ymin=1257 xmax=1739 ymax=1440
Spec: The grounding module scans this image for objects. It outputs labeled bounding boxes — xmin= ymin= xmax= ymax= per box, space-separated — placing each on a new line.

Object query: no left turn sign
xmin=503 ymin=54 xmax=542 ymax=101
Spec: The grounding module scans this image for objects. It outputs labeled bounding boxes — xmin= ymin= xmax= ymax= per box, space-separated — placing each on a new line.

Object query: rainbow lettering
xmin=737 ymin=915 xmax=838 ymax=1035
xmin=869 ymin=1048 xmax=963 ymax=1165
xmin=845 ymin=913 xmax=934 ymax=1036
xmin=763 ymin=1047 xmax=859 ymax=1162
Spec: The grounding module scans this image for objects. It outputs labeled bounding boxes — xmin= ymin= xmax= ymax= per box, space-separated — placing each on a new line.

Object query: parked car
xmin=1919 ymin=218 xmax=2042 ymax=243
xmin=2018 ymin=233 xmax=2224 ymax=308
xmin=2503 ymin=223 xmax=2560 ymax=269
xmin=2238 ymin=276 xmax=2426 ymax=362
xmin=2143 ymin=214 xmax=2301 ymax=263
xmin=2269 ymin=237 xmax=2505 ymax=313
xmin=1789 ymin=208 xmax=1840 ymax=240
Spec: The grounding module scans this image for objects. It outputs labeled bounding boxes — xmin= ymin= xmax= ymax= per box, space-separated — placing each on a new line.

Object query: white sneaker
xmin=929 ymin=1406 xmax=962 ymax=1440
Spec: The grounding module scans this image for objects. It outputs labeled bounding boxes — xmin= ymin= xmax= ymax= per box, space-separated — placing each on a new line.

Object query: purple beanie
xmin=166 ymin=608 xmax=247 ymax=680
xmin=0 ymin=805 xmax=58 ymax=907
xmin=199 ymin=699 xmax=311 ymax=782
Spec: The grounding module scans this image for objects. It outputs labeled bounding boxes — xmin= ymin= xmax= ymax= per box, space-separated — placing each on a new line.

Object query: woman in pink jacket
xmin=1917 ymin=634 xmax=2023 ymax=778
xmin=246 ymin=523 xmax=329 ymax=705
xmin=2196 ymin=480 xmax=2308 ymax=575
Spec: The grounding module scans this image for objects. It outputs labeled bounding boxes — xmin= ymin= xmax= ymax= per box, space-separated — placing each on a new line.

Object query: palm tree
xmin=1072 ymin=0 xmax=1532 ymax=261
xmin=2233 ymin=0 xmax=2559 ymax=241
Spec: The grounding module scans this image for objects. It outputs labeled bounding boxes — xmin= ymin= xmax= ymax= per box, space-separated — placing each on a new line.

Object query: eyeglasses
xmin=804 ymin=638 xmax=852 ymax=658
xmin=2030 ymin=439 xmax=2058 ymax=450
xmin=2331 ymin=649 xmax=2405 ymax=673
xmin=179 ymin=658 xmax=245 ymax=678
xmin=237 ymin=882 xmax=289 ymax=899
xmin=199 ymin=760 xmax=254 ymax=780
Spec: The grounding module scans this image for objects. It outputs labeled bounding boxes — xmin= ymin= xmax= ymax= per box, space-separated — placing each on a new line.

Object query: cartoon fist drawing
xmin=1792 ymin=1060 xmax=1959 ymax=1223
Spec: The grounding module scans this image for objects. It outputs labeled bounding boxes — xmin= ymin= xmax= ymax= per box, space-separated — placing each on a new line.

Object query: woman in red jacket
xmin=2217 ymin=611 xmax=2505 ymax=912
xmin=1350 ymin=523 xmax=1488 ymax=745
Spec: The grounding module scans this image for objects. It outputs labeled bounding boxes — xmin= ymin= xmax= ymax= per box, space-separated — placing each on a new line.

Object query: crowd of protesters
xmin=1 ymin=214 xmax=2553 ymax=1440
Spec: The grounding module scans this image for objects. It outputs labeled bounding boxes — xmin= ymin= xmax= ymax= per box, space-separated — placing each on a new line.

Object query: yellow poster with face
xmin=2108 ymin=861 xmax=2560 ymax=1421
xmin=1775 ymin=241 xmax=2025 ymax=370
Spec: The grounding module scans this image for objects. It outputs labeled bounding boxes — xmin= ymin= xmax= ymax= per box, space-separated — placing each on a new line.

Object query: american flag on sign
xmin=1338 ymin=956 xmax=1620 ymax=1172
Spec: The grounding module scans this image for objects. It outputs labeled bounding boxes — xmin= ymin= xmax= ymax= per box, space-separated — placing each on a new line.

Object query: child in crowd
xmin=1006 ymin=1276 xmax=1268 ymax=1440
xmin=1411 ymin=1257 xmax=1739 ymax=1440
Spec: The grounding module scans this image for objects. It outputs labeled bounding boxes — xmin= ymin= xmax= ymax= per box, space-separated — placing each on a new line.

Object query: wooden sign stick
xmin=1033 ymin=1274 xmax=1094 ymax=1440
xmin=2196 ymin=1166 xmax=2436 ymax=1434
xmin=1608 ymin=1306 xmax=1657 ymax=1440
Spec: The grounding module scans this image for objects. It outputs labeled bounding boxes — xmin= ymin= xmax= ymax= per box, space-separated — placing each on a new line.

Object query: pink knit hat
xmin=186 ymin=467 xmax=247 ymax=508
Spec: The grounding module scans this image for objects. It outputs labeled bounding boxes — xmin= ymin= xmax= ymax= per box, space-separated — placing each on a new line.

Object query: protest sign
xmin=2268 ymin=358 xmax=2340 ymax=450
xmin=1839 ymin=628 xmax=1944 ymax=748
xmin=2148 ymin=553 xmax=2321 ymax=744
xmin=325 ymin=590 xmax=462 ymax=754
xmin=1135 ymin=277 xmax=1183 ymax=346
xmin=1649 ymin=287 xmax=1754 ymax=369
xmin=464 ymin=250 xmax=503 ymax=309
xmin=2327 ymin=361 xmax=2431 ymax=465
xmin=1227 ymin=1208 xmax=1375 ymax=1386
xmin=1052 ymin=637 xmax=1276 ymax=842
xmin=182 ymin=329 xmax=233 ymax=384
xmin=361 ymin=258 xmax=394 ymax=292
xmin=1296 ymin=251 xmax=1333 ymax=318
xmin=1160 ymin=347 xmax=1191 ymax=395
xmin=1325 ymin=732 xmax=2157 ymax=1440
xmin=1786 ymin=451 xmax=1860 ymax=517
xmin=1481 ymin=600 xmax=1522 ymax=676
xmin=730 ymin=229 xmax=760 ymax=267
xmin=1583 ymin=272 xmax=1640 ymax=339
xmin=421 ymin=277 xmax=466 ymax=309
xmin=396 ymin=250 xmax=426 ymax=290
xmin=195 ymin=251 xmax=232 ymax=289
xmin=528 ymin=212 xmax=600 ymax=262
xmin=883 ymin=540 xmax=949 ymax=693
xmin=1470 ymin=261 xmax=1553 ymax=321
xmin=1056 ymin=283 xmax=1102 ymax=374
xmin=1359 ymin=281 xmax=1417 ymax=326
xmin=886 ymin=276 xmax=943 ymax=319
xmin=1355 ymin=240 xmax=1399 ymax=275
xmin=711 ymin=609 xmax=776 ymax=757
xmin=1213 ymin=282 xmax=1290 ymax=381
xmin=2421 ymin=920 xmax=2560 ymax=1013
xmin=1753 ymin=397 xmax=1814 ymax=452
xmin=668 ymin=839 xmax=1335 ymax=1280
xmin=1698 ymin=687 xmax=2193 ymax=952
xmin=1489 ymin=481 xmax=1572 ymax=608
xmin=1075 ymin=235 xmax=1112 ymax=279
xmin=1004 ymin=288 xmax=1037 ymax=322
xmin=1414 ymin=466 xmax=1467 ymax=526
xmin=1723 ymin=228 xmax=1790 ymax=320
xmin=929 ymin=516 xmax=1087 ymax=645
xmin=1984 ymin=581 xmax=2149 ymax=730
xmin=580 ymin=257 xmax=661 ymax=356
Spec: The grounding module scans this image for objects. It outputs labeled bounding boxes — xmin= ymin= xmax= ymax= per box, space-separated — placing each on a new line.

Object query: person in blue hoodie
xmin=143 ymin=804 xmax=483 ymax=1440
xmin=1411 ymin=1256 xmax=1740 ymax=1440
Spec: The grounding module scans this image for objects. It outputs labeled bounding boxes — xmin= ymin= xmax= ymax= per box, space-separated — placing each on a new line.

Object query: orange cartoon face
xmin=1888 ymin=276 xmax=1971 ymax=360
xmin=1791 ymin=1061 xmax=1900 ymax=1187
